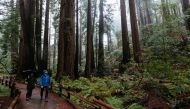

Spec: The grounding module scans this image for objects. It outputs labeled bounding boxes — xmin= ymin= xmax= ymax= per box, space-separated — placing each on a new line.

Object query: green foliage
xmin=0 ymin=85 xmax=10 ymax=96
xmin=105 ymin=96 xmax=124 ymax=109
xmin=61 ymin=77 xmax=124 ymax=98
xmin=128 ymin=103 xmax=145 ymax=109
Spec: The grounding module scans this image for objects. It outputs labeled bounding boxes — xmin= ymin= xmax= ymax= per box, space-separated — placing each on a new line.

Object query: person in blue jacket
xmin=40 ymin=70 xmax=51 ymax=102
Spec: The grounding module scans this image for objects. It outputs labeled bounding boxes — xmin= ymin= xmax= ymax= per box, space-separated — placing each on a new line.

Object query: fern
xmin=128 ymin=103 xmax=145 ymax=109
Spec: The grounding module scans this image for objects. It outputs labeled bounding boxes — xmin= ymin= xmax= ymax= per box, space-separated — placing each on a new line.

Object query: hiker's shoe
xmin=45 ymin=99 xmax=48 ymax=102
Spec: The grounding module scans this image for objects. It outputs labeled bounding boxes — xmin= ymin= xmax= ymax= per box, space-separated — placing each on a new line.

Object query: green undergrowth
xmin=55 ymin=75 xmax=146 ymax=108
xmin=0 ymin=85 xmax=10 ymax=96
xmin=53 ymin=65 xmax=190 ymax=109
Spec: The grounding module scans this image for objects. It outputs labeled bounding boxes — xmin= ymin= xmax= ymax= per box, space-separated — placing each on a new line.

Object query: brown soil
xmin=124 ymin=91 xmax=171 ymax=109
xmin=145 ymin=92 xmax=171 ymax=109
xmin=0 ymin=96 xmax=14 ymax=109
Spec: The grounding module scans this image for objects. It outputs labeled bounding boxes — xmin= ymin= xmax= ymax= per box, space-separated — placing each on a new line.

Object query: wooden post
xmin=5 ymin=80 xmax=8 ymax=86
xmin=2 ymin=79 xmax=4 ymax=85
xmin=50 ymin=82 xmax=53 ymax=91
xmin=58 ymin=83 xmax=62 ymax=97
xmin=10 ymin=83 xmax=16 ymax=97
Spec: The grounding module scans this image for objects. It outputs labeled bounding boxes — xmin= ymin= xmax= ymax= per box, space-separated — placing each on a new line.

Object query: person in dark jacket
xmin=40 ymin=70 xmax=51 ymax=102
xmin=26 ymin=72 xmax=36 ymax=101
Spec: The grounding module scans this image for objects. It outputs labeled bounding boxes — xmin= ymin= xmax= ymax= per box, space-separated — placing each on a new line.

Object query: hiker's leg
xmin=26 ymin=86 xmax=30 ymax=100
xmin=40 ymin=87 xmax=44 ymax=99
xmin=29 ymin=88 xmax=33 ymax=98
xmin=45 ymin=86 xmax=49 ymax=99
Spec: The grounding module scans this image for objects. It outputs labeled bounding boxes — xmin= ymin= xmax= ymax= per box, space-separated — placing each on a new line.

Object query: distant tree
xmin=143 ymin=0 xmax=152 ymax=24
xmin=129 ymin=0 xmax=142 ymax=63
xmin=136 ymin=0 xmax=145 ymax=26
xmin=79 ymin=8 xmax=83 ymax=67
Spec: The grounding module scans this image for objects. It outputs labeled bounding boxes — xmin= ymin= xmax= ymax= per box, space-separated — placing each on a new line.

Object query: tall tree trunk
xmin=74 ymin=0 xmax=79 ymax=79
xmin=18 ymin=0 xmax=36 ymax=78
xmin=64 ymin=0 xmax=75 ymax=78
xmin=85 ymin=0 xmax=94 ymax=77
xmin=48 ymin=13 xmax=51 ymax=69
xmin=42 ymin=0 xmax=50 ymax=69
xmin=97 ymin=0 xmax=104 ymax=75
xmin=95 ymin=25 xmax=98 ymax=68
xmin=120 ymin=0 xmax=131 ymax=64
xmin=180 ymin=0 xmax=189 ymax=46
xmin=56 ymin=0 xmax=65 ymax=82
xmin=144 ymin=0 xmax=152 ymax=24
xmin=107 ymin=31 xmax=110 ymax=51
xmin=181 ymin=0 xmax=190 ymax=30
xmin=18 ymin=30 xmax=24 ymax=77
xmin=92 ymin=0 xmax=97 ymax=35
xmin=129 ymin=0 xmax=142 ymax=63
xmin=35 ymin=0 xmax=42 ymax=71
xmin=53 ymin=27 xmax=57 ymax=72
xmin=79 ymin=13 xmax=82 ymax=66
xmin=91 ymin=0 xmax=97 ymax=70
xmin=136 ymin=0 xmax=145 ymax=26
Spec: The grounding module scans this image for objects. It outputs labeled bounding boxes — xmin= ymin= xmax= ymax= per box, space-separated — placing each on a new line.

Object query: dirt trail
xmin=15 ymin=83 xmax=80 ymax=109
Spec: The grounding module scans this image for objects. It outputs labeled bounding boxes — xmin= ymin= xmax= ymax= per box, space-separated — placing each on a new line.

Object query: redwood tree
xmin=35 ymin=0 xmax=43 ymax=70
xmin=56 ymin=0 xmax=65 ymax=82
xmin=180 ymin=0 xmax=189 ymax=46
xmin=85 ymin=0 xmax=94 ymax=77
xmin=97 ymin=0 xmax=104 ymax=75
xmin=120 ymin=0 xmax=131 ymax=64
xmin=129 ymin=0 xmax=142 ymax=63
xmin=74 ymin=0 xmax=79 ymax=79
xmin=181 ymin=0 xmax=190 ymax=31
xmin=18 ymin=0 xmax=36 ymax=77
xmin=42 ymin=0 xmax=50 ymax=69
xmin=64 ymin=0 xmax=75 ymax=78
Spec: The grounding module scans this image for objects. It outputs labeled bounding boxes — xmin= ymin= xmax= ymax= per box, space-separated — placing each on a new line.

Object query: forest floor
xmin=14 ymin=83 xmax=80 ymax=109
xmin=0 ymin=96 xmax=13 ymax=109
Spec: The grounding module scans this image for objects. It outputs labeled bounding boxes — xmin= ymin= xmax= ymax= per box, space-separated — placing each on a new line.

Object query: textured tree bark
xmin=180 ymin=0 xmax=190 ymax=46
xmin=35 ymin=0 xmax=42 ymax=71
xmin=64 ymin=0 xmax=75 ymax=78
xmin=120 ymin=0 xmax=131 ymax=64
xmin=74 ymin=0 xmax=79 ymax=79
xmin=129 ymin=0 xmax=142 ymax=63
xmin=79 ymin=11 xmax=82 ymax=67
xmin=136 ymin=0 xmax=145 ymax=26
xmin=85 ymin=0 xmax=94 ymax=77
xmin=181 ymin=0 xmax=190 ymax=30
xmin=42 ymin=0 xmax=50 ymax=69
xmin=56 ymin=0 xmax=65 ymax=82
xmin=144 ymin=0 xmax=152 ymax=24
xmin=18 ymin=0 xmax=36 ymax=78
xmin=53 ymin=27 xmax=57 ymax=72
xmin=97 ymin=0 xmax=104 ymax=75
